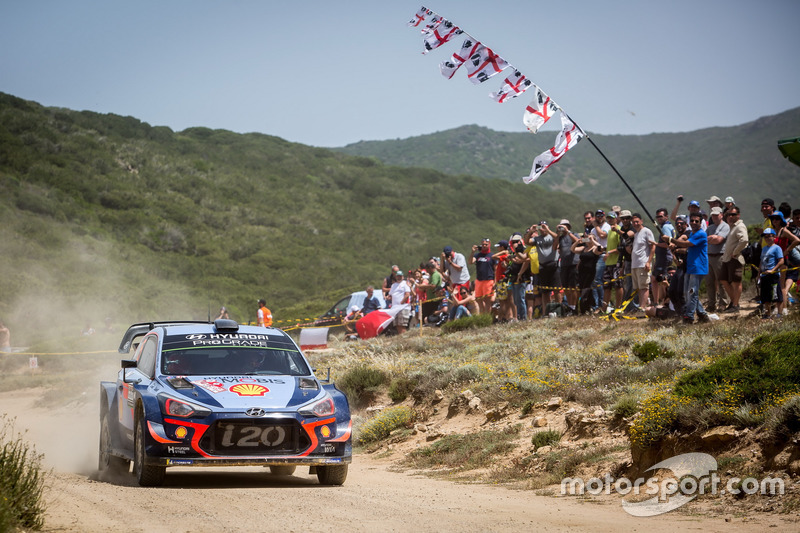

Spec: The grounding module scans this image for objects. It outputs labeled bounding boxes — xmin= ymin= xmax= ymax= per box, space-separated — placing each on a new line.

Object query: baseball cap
xmin=495 ymin=239 xmax=509 ymax=248
xmin=706 ymin=195 xmax=722 ymax=204
xmin=396 ymin=270 xmax=405 ymax=276
xmin=619 ymin=209 xmax=632 ymax=218
xmin=770 ymin=212 xmax=787 ymax=226
xmin=538 ymin=220 xmax=548 ymax=225
xmin=724 ymin=196 xmax=735 ymax=203
xmin=675 ymin=214 xmax=687 ymax=223
xmin=509 ymin=233 xmax=523 ymax=242
xmin=349 ymin=305 xmax=359 ymax=312
xmin=762 ymin=198 xmax=775 ymax=207
xmin=689 ymin=200 xmax=700 ymax=207
xmin=710 ymin=206 xmax=723 ymax=215
xmin=612 ymin=205 xmax=621 ymax=213
xmin=762 ymin=228 xmax=776 ymax=236
xmin=607 ymin=212 xmax=617 ymax=219
xmin=595 ymin=209 xmax=605 ymax=215
xmin=559 ymin=219 xmax=570 ymax=226
xmin=443 ymin=246 xmax=453 ymax=254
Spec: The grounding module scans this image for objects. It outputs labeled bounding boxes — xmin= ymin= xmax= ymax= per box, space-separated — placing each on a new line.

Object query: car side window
xmin=137 ymin=336 xmax=158 ymax=379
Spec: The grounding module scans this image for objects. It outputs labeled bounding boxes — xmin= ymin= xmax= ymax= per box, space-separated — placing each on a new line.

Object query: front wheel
xmin=134 ymin=417 xmax=165 ymax=487
xmin=98 ymin=413 xmax=130 ymax=476
xmin=316 ymin=464 xmax=348 ymax=486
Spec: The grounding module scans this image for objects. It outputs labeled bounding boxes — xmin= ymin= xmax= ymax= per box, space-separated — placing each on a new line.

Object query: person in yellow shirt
xmin=257 ymin=299 xmax=273 ymax=327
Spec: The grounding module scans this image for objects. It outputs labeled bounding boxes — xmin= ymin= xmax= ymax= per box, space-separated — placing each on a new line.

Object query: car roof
xmin=117 ymin=320 xmax=285 ymax=354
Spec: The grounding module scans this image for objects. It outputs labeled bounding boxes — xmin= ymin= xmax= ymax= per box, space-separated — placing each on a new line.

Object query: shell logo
xmin=320 ymin=425 xmax=331 ymax=438
xmin=175 ymin=426 xmax=188 ymax=439
xmin=229 ymin=383 xmax=269 ymax=396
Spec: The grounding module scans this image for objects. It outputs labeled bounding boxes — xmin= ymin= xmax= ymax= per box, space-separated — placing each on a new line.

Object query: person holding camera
xmin=571 ymin=233 xmax=603 ymax=314
xmin=471 ymin=238 xmax=496 ymax=315
xmin=441 ymin=246 xmax=471 ymax=294
xmin=555 ymin=219 xmax=580 ymax=311
xmin=671 ymin=195 xmax=707 ymax=230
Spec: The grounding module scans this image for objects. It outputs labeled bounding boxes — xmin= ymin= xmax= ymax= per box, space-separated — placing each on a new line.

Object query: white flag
xmin=523 ymin=86 xmax=559 ymax=133
xmin=490 ymin=70 xmax=532 ymax=103
xmin=466 ymin=44 xmax=508 ymax=84
xmin=440 ymin=38 xmax=480 ymax=79
xmin=408 ymin=6 xmax=432 ymax=27
xmin=523 ymin=112 xmax=585 ymax=184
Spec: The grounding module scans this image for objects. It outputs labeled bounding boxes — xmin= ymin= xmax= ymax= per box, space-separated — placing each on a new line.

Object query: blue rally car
xmin=99 ymin=320 xmax=352 ymax=486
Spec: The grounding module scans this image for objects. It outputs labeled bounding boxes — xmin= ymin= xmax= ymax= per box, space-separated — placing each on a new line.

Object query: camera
xmin=677 ymin=195 xmax=684 ymax=202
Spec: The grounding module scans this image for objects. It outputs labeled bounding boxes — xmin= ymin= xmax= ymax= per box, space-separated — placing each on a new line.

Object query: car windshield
xmin=160 ymin=332 xmax=310 ymax=376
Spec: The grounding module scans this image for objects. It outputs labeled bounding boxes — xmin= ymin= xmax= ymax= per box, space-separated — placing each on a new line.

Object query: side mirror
xmin=121 ymin=359 xmax=137 ymax=383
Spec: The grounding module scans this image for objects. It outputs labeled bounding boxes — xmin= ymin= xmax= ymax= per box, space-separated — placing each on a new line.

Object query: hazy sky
xmin=2 ymin=0 xmax=798 ymax=147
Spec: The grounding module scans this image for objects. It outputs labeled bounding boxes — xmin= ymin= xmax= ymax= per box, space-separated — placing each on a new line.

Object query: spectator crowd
xmin=353 ymin=195 xmax=800 ymax=332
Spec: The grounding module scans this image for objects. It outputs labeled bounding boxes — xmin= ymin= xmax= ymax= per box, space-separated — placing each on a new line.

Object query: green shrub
xmin=441 ymin=313 xmax=492 ymax=333
xmin=632 ymin=340 xmax=675 ymax=363
xmin=405 ymin=425 xmax=521 ymax=471
xmin=531 ymin=429 xmax=561 ymax=449
xmin=388 ymin=376 xmax=417 ymax=403
xmin=521 ymin=399 xmax=536 ymax=416
xmin=0 ymin=416 xmax=47 ymax=531
xmin=357 ymin=406 xmax=414 ymax=444
xmin=336 ymin=365 xmax=388 ymax=408
xmin=611 ymin=394 xmax=640 ymax=418
xmin=674 ymin=330 xmax=800 ymax=405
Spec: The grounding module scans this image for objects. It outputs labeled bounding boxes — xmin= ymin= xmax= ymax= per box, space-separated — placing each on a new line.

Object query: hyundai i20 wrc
xmin=99 ymin=320 xmax=352 ymax=486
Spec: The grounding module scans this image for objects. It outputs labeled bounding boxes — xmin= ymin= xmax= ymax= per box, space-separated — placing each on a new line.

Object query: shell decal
xmin=229 ymin=383 xmax=269 ymax=396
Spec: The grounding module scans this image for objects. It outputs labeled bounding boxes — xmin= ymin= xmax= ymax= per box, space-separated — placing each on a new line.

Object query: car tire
xmin=268 ymin=465 xmax=297 ymax=476
xmin=98 ymin=413 xmax=130 ymax=475
xmin=134 ymin=417 xmax=166 ymax=487
xmin=316 ymin=464 xmax=348 ymax=486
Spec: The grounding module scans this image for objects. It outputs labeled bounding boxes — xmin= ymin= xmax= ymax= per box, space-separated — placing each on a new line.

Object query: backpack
xmin=740 ymin=242 xmax=761 ymax=267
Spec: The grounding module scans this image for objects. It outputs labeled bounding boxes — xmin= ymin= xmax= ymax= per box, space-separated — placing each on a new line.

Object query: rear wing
xmin=117 ymin=321 xmax=213 ymax=354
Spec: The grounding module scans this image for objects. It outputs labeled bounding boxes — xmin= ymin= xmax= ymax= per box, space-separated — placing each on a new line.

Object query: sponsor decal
xmin=166 ymin=459 xmax=194 ymax=465
xmin=320 ymin=425 xmax=331 ymax=438
xmin=192 ymin=379 xmax=226 ymax=393
xmin=321 ymin=443 xmax=335 ymax=454
xmin=213 ymin=377 xmax=286 ymax=385
xmin=174 ymin=426 xmax=188 ymax=439
xmin=229 ymin=383 xmax=269 ymax=396
xmin=167 ymin=445 xmax=191 ymax=454
xmin=220 ymin=424 xmax=288 ymax=447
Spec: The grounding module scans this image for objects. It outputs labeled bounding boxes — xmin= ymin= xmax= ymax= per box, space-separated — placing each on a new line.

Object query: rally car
xmin=99 ymin=319 xmax=352 ymax=486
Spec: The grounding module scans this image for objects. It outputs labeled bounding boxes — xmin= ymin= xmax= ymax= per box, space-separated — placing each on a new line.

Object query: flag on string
xmin=523 ymin=112 xmax=585 ymax=184
xmin=440 ymin=38 xmax=481 ymax=79
xmin=408 ymin=6 xmax=432 ymax=27
xmin=490 ymin=70 xmax=532 ymax=103
xmin=523 ymin=86 xmax=559 ymax=133
xmin=422 ymin=18 xmax=462 ymax=54
xmin=466 ymin=44 xmax=509 ymax=84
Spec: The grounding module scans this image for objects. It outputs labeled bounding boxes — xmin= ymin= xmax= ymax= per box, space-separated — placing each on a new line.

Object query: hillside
xmin=337 ymin=108 xmax=800 ymax=223
xmin=0 ymin=92 xmax=593 ymax=343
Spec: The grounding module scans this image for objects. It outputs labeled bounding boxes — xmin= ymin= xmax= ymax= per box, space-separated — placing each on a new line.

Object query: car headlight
xmin=300 ymin=394 xmax=335 ymax=417
xmin=158 ymin=394 xmax=211 ymax=418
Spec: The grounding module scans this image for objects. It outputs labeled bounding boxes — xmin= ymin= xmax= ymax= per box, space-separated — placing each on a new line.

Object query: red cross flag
xmin=466 ymin=44 xmax=509 ymax=84
xmin=490 ymin=70 xmax=533 ymax=103
xmin=524 ymin=112 xmax=585 ymax=184
xmin=523 ymin=86 xmax=559 ymax=133
xmin=440 ymin=38 xmax=481 ymax=79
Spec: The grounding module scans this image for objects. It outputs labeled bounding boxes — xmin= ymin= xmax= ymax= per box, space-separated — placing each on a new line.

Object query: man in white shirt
xmin=389 ymin=271 xmax=412 ymax=334
xmin=630 ymin=213 xmax=655 ymax=314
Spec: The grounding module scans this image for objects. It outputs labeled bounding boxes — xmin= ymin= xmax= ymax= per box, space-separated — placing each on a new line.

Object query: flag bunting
xmin=407 ymin=5 xmax=587 ymax=183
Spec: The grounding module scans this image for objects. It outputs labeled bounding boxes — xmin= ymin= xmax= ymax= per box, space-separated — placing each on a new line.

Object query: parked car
xmin=99 ymin=319 xmax=352 ymax=486
xmin=314 ymin=290 xmax=387 ymax=326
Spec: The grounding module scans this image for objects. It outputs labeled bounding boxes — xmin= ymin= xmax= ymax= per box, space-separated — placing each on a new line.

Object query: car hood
xmin=165 ymin=375 xmax=321 ymax=410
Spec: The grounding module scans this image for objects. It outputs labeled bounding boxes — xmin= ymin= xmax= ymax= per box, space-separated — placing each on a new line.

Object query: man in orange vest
xmin=257 ymin=299 xmax=273 ymax=327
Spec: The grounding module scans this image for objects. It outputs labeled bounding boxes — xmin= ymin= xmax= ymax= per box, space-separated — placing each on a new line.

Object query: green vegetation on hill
xmin=337 ymin=109 xmax=800 ymax=224
xmin=0 ymin=92 xmax=592 ymax=342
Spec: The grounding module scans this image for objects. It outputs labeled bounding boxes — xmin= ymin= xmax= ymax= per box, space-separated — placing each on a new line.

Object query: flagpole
xmin=584 ymin=135 xmax=660 ymax=234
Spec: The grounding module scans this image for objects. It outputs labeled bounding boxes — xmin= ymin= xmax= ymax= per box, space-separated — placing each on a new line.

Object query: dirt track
xmin=1 ymin=387 xmax=785 ymax=532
